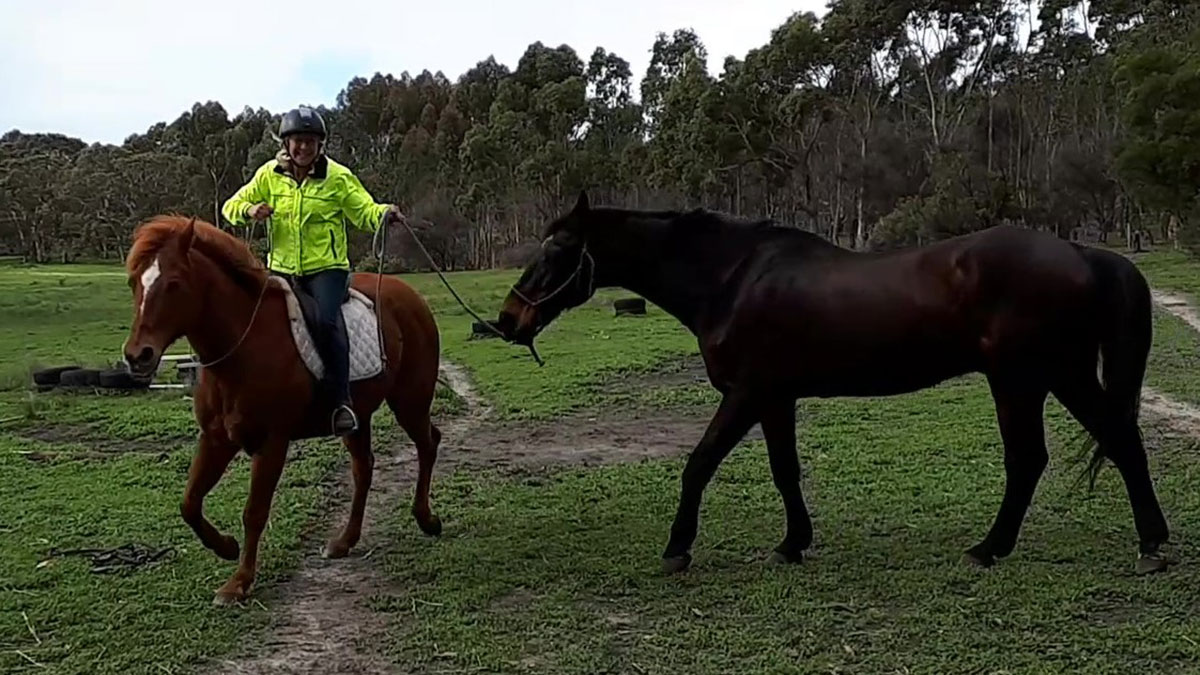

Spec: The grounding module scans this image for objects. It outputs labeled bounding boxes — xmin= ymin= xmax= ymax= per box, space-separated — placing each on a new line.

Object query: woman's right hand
xmin=248 ymin=204 xmax=273 ymax=221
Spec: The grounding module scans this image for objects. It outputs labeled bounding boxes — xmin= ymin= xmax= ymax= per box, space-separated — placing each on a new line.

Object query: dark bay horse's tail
xmin=1077 ymin=246 xmax=1154 ymax=488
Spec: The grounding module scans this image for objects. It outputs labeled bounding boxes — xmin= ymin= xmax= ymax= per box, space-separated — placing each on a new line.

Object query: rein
xmin=397 ymin=218 xmax=547 ymax=367
xmin=198 ymin=270 xmax=270 ymax=369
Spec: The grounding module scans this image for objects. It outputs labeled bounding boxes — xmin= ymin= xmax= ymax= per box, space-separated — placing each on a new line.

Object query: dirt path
xmin=1142 ymin=289 xmax=1200 ymax=437
xmin=206 ymin=362 xmax=490 ymax=675
xmin=205 ymin=362 xmax=725 ymax=674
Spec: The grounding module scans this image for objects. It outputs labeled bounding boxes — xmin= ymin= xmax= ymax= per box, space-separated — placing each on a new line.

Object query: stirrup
xmin=332 ymin=404 xmax=358 ymax=436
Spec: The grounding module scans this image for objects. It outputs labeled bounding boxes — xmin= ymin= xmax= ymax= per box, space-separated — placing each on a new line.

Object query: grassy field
xmin=3 ymin=246 xmax=1200 ymax=674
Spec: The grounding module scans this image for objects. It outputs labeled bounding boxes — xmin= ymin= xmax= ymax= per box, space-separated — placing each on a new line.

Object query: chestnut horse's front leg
xmin=181 ymin=431 xmax=241 ymax=561
xmin=213 ymin=437 xmax=287 ymax=606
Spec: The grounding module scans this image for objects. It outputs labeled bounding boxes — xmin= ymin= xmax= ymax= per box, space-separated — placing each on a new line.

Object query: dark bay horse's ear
xmin=573 ymin=190 xmax=590 ymax=214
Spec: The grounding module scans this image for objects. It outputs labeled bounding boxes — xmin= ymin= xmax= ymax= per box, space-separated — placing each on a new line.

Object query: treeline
xmin=2 ymin=0 xmax=1199 ymax=268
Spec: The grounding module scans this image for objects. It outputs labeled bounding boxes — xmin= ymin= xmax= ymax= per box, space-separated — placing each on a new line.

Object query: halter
xmin=509 ymin=243 xmax=596 ymax=309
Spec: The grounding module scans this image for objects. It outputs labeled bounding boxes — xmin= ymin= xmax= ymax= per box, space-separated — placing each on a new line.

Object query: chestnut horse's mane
xmin=127 ymin=215 xmax=269 ymax=293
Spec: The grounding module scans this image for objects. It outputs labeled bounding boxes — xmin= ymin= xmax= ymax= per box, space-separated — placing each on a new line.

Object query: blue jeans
xmin=294 ymin=269 xmax=351 ymax=406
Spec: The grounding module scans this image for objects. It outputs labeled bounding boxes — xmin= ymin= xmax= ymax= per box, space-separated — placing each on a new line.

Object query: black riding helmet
xmin=279 ymin=106 xmax=327 ymax=140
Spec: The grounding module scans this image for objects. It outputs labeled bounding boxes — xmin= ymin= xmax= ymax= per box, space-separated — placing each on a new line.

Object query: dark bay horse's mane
xmin=128 ymin=215 xmax=273 ymax=296
xmin=551 ymin=204 xmax=847 ymax=258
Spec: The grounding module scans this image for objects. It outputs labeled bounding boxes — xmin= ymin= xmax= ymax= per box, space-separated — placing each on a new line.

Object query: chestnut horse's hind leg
xmin=389 ymin=396 xmax=443 ymax=536
xmin=964 ymin=378 xmax=1049 ymax=568
xmin=181 ymin=431 xmax=241 ymax=561
xmin=323 ymin=422 xmax=375 ymax=559
xmin=214 ymin=438 xmax=287 ymax=606
xmin=662 ymin=389 xmax=759 ymax=574
xmin=761 ymin=399 xmax=812 ymax=564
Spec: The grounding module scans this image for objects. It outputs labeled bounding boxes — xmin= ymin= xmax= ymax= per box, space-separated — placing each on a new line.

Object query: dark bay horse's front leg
xmin=761 ymin=399 xmax=812 ymax=564
xmin=181 ymin=431 xmax=241 ymax=561
xmin=662 ymin=389 xmax=759 ymax=574
xmin=214 ymin=438 xmax=287 ymax=606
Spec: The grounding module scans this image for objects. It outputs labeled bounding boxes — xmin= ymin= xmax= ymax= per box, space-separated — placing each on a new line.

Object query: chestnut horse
xmin=495 ymin=192 xmax=1174 ymax=576
xmin=122 ymin=215 xmax=443 ymax=605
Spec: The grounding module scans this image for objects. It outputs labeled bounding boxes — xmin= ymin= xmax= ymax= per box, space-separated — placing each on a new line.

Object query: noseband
xmin=510 ymin=243 xmax=596 ymax=309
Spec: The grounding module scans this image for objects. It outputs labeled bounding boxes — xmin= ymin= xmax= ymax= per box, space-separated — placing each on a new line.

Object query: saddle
xmin=267 ymin=276 xmax=385 ymax=382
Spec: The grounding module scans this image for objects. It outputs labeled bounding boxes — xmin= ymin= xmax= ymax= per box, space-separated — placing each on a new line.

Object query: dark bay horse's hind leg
xmin=964 ymin=378 xmax=1049 ymax=568
xmin=1051 ymin=376 xmax=1171 ymax=573
xmin=323 ymin=421 xmax=374 ymax=559
xmin=181 ymin=431 xmax=241 ymax=561
xmin=762 ymin=399 xmax=812 ymax=564
xmin=662 ymin=389 xmax=759 ymax=574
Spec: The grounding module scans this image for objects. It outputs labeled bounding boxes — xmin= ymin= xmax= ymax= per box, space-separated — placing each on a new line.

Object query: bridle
xmin=509 ymin=242 xmax=596 ymax=309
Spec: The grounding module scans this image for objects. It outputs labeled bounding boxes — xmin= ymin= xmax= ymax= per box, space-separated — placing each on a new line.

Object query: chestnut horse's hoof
xmin=662 ymin=553 xmax=692 ymax=575
xmin=417 ymin=513 xmax=442 ymax=537
xmin=321 ymin=539 xmax=352 ymax=559
xmin=215 ymin=535 xmax=240 ymax=562
xmin=213 ymin=576 xmax=252 ymax=607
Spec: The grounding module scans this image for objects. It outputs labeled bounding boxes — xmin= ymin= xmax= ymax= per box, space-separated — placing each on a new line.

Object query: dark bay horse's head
xmin=495 ymin=191 xmax=598 ymax=345
xmin=122 ymin=216 xmax=202 ymax=377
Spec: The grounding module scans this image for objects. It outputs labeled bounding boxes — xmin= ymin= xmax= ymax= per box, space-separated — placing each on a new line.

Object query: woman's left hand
xmin=384 ymin=205 xmax=406 ymax=225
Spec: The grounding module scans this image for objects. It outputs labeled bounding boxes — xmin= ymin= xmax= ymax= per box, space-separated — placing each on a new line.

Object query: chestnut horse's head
xmin=122 ymin=216 xmax=205 ymax=377
xmin=495 ymin=191 xmax=597 ymax=346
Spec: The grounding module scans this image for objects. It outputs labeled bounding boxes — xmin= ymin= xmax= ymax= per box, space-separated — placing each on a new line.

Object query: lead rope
xmin=371 ymin=218 xmax=389 ymax=368
xmin=397 ymin=217 xmax=544 ymax=366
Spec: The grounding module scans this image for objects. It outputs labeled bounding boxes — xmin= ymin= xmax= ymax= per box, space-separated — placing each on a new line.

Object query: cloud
xmin=0 ymin=0 xmax=824 ymax=145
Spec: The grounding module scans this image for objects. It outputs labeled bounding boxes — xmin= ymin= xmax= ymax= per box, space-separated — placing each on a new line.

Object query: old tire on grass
xmin=470 ymin=321 xmax=501 ymax=339
xmin=614 ymin=297 xmax=646 ymax=317
xmin=98 ymin=368 xmax=150 ymax=390
xmin=58 ymin=368 xmax=101 ymax=388
xmin=32 ymin=365 xmax=82 ymax=386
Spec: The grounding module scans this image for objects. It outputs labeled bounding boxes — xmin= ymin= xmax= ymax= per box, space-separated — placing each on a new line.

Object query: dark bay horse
xmin=122 ymin=215 xmax=443 ymax=605
xmin=494 ymin=192 xmax=1173 ymax=576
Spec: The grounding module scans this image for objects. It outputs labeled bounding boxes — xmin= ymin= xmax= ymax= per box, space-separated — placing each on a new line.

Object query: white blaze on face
xmin=139 ymin=258 xmax=161 ymax=314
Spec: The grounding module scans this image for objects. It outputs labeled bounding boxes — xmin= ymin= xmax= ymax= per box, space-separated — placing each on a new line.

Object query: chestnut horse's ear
xmin=178 ymin=216 xmax=196 ymax=254
xmin=573 ymin=190 xmax=590 ymax=213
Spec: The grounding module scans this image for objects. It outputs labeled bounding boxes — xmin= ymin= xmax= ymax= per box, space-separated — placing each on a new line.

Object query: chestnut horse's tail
xmin=1077 ymin=246 xmax=1154 ymax=489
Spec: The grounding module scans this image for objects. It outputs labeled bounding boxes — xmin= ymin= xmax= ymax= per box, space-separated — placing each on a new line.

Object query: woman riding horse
xmin=221 ymin=105 xmax=403 ymax=436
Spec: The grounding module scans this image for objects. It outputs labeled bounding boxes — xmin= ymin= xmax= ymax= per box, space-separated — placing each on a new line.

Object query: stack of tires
xmin=32 ymin=363 xmax=152 ymax=391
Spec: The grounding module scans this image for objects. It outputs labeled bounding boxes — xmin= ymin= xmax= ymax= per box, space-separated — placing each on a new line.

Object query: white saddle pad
xmin=269 ymin=276 xmax=384 ymax=382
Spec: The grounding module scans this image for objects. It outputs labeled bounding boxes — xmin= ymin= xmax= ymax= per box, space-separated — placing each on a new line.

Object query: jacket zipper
xmin=296 ymin=176 xmax=304 ymax=275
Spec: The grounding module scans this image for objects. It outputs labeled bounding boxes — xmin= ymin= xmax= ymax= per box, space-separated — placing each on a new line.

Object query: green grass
xmin=365 ymin=248 xmax=1200 ymax=674
xmin=7 ymin=245 xmax=1200 ymax=674
xmin=373 ymin=376 xmax=1200 ymax=674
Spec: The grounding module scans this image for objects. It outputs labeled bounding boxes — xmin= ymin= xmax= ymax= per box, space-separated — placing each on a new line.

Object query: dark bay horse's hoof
xmin=662 ymin=553 xmax=692 ymax=575
xmin=962 ymin=547 xmax=996 ymax=569
xmin=768 ymin=549 xmax=804 ymax=565
xmin=417 ymin=513 xmax=443 ymax=537
xmin=1136 ymin=553 xmax=1176 ymax=576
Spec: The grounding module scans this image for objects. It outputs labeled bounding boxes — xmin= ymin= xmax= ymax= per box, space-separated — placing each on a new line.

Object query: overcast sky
xmin=0 ymin=0 xmax=829 ymax=145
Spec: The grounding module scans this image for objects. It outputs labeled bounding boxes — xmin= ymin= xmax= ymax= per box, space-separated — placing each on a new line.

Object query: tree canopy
xmin=3 ymin=0 xmax=1198 ymax=266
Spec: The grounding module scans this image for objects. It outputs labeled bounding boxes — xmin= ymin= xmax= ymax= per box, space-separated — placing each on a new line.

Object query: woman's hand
xmin=384 ymin=205 xmax=406 ymax=225
xmin=247 ymin=204 xmax=273 ymax=221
